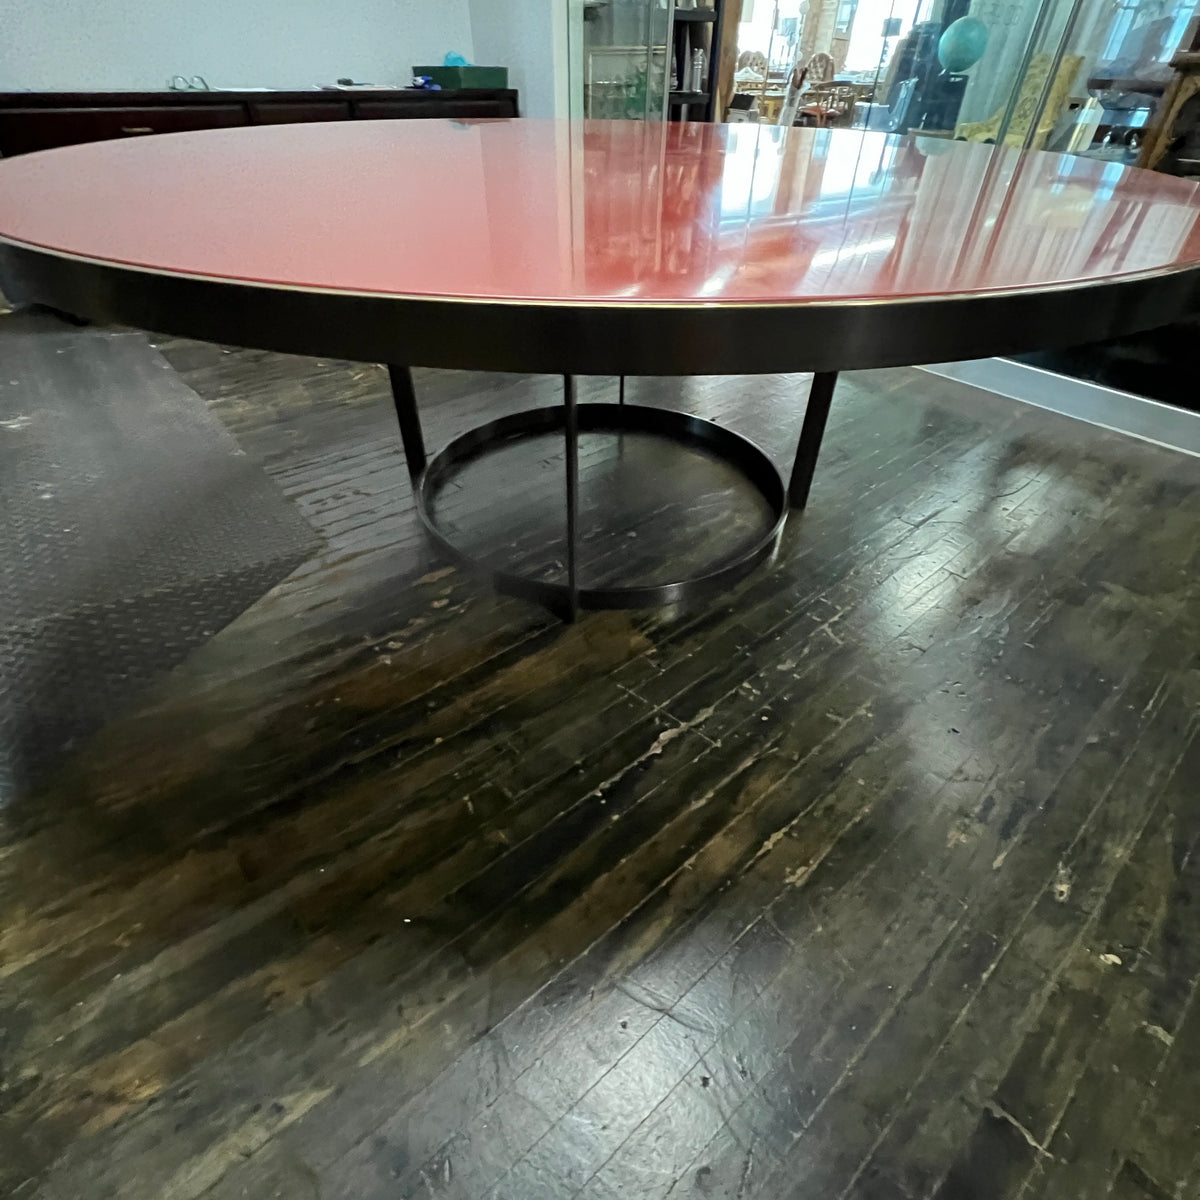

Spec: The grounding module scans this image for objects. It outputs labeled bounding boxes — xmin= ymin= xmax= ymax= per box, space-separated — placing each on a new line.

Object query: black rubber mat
xmin=0 ymin=314 xmax=321 ymax=793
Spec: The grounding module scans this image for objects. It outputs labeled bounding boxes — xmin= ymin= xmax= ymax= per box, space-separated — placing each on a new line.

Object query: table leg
xmin=788 ymin=371 xmax=838 ymax=509
xmin=564 ymin=374 xmax=580 ymax=622
xmin=617 ymin=376 xmax=627 ymax=459
xmin=387 ymin=364 xmax=427 ymax=484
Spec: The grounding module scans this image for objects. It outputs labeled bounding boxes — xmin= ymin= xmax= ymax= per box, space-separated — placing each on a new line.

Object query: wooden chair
xmin=806 ymin=52 xmax=836 ymax=86
xmin=798 ymin=83 xmax=858 ymax=127
xmin=737 ymin=50 xmax=769 ymax=80
xmin=794 ymin=56 xmax=849 ymax=127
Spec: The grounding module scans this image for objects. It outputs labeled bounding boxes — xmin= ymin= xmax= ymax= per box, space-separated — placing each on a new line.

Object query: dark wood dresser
xmin=0 ymin=88 xmax=520 ymax=157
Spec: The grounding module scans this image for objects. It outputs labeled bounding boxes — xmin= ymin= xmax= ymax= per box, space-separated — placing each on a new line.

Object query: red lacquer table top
xmin=3 ymin=119 xmax=1200 ymax=373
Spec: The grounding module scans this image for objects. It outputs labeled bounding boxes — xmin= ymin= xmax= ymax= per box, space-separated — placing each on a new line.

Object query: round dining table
xmin=3 ymin=118 xmax=1200 ymax=620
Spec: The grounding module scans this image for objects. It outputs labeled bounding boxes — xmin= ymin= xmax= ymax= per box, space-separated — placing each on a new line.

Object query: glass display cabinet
xmin=570 ymin=0 xmax=675 ymax=120
xmin=569 ymin=0 xmax=730 ymax=122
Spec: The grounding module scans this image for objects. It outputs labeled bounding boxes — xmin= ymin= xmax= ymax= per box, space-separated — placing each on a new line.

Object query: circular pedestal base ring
xmin=416 ymin=402 xmax=787 ymax=614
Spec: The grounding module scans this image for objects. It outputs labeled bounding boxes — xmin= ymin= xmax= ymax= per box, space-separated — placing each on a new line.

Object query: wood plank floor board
xmin=1008 ymin=796 xmax=1200 ymax=1198
xmin=260 ymin=660 xmax=896 ymax=1189
xmin=70 ymin=648 xmax=897 ymax=1190
xmin=2 ymin=552 xmax=883 ymax=1123
xmin=343 ymin=456 xmax=1195 ymax=1190
xmin=818 ymin=661 xmax=1200 ymax=1200
xmin=623 ymin=660 xmax=1157 ymax=1198
xmin=576 ymin=875 xmax=965 ymax=1200
xmin=1122 ymin=988 xmax=1200 ymax=1198
xmin=932 ymin=775 xmax=1197 ymax=1199
xmin=475 ymin=564 xmax=1171 ymax=1200
xmin=652 ymin=604 xmax=1166 ymax=1195
xmin=23 ymin=652 xmax=878 ymax=1195
xmin=4 ymin=326 xmax=1199 ymax=1199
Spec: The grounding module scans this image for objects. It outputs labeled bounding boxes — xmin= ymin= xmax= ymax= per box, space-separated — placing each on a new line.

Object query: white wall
xmin=469 ymin=0 xmax=568 ymax=118
xmin=0 ymin=0 xmax=475 ymax=91
xmin=0 ymin=0 xmax=568 ymax=120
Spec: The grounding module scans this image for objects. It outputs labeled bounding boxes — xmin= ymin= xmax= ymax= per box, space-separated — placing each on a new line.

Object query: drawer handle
xmin=121 ymin=125 xmax=154 ymax=134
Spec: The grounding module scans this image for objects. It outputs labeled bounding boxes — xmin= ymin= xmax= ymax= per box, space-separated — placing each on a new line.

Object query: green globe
xmin=937 ymin=16 xmax=989 ymax=74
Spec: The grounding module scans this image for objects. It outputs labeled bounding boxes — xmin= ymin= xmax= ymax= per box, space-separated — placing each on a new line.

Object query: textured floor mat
xmin=0 ymin=314 xmax=321 ymax=793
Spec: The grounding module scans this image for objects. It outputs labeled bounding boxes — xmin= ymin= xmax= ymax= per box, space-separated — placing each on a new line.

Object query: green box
xmin=412 ymin=65 xmax=509 ymax=90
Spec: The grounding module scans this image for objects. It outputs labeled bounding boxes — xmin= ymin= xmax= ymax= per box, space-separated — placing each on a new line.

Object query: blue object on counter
xmin=412 ymin=76 xmax=443 ymax=90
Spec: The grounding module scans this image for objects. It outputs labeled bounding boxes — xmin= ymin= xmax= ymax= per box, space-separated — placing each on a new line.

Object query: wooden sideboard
xmin=0 ymin=88 xmax=520 ymax=157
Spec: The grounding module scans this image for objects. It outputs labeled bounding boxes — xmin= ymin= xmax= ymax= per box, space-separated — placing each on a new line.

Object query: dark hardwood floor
xmin=3 ymin=329 xmax=1200 ymax=1200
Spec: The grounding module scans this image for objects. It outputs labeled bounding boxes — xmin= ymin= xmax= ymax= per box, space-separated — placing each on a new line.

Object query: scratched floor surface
xmin=2 ymin=327 xmax=1200 ymax=1200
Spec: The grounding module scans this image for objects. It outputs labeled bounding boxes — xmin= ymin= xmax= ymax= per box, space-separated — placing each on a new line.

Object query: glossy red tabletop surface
xmin=3 ymin=118 xmax=1200 ymax=307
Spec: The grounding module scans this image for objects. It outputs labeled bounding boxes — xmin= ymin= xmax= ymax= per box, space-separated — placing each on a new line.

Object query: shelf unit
xmin=668 ymin=1 xmax=728 ymax=122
